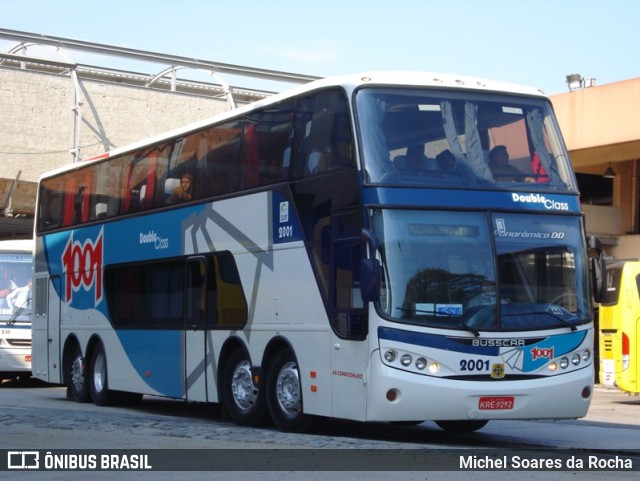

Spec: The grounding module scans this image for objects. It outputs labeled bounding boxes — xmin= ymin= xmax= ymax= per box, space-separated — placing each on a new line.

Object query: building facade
xmin=551 ymin=77 xmax=640 ymax=259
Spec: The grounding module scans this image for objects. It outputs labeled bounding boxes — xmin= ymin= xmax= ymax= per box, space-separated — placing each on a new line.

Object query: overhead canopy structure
xmin=0 ymin=29 xmax=322 ymax=240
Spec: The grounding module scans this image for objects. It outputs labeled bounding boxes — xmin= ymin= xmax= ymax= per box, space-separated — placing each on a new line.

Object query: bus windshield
xmin=371 ymin=209 xmax=590 ymax=332
xmin=0 ymin=251 xmax=32 ymax=321
xmin=356 ymin=87 xmax=575 ymax=191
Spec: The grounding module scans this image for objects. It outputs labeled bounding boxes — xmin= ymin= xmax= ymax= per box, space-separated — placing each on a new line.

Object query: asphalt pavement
xmin=583 ymin=384 xmax=640 ymax=426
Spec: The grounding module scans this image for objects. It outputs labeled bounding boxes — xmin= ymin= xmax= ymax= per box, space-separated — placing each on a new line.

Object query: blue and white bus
xmin=0 ymin=239 xmax=33 ymax=383
xmin=32 ymin=72 xmax=593 ymax=432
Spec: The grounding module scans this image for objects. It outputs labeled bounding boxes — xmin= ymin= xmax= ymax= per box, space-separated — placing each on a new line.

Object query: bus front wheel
xmin=222 ymin=348 xmax=268 ymax=426
xmin=266 ymin=348 xmax=311 ymax=433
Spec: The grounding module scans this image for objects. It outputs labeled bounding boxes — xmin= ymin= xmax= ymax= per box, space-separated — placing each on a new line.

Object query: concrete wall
xmin=552 ymin=78 xmax=640 ymax=168
xmin=552 ymin=78 xmax=640 ymax=249
xmin=0 ymin=67 xmax=230 ymax=184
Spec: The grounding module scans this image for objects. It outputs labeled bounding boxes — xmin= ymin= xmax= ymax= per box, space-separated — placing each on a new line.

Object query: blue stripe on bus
xmin=362 ymin=188 xmax=581 ymax=212
xmin=522 ymin=331 xmax=588 ymax=371
xmin=379 ymin=326 xmax=588 ymax=372
xmin=378 ymin=326 xmax=500 ymax=355
xmin=115 ymin=330 xmax=184 ymax=398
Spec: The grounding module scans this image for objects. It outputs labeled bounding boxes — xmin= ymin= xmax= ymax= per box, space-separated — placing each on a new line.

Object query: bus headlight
xmin=381 ymin=347 xmax=439 ymax=375
xmin=560 ymin=357 xmax=570 ymax=369
xmin=384 ymin=349 xmax=397 ymax=363
xmin=582 ymin=349 xmax=591 ymax=362
xmin=415 ymin=357 xmax=427 ymax=370
xmin=571 ymin=354 xmax=581 ymax=366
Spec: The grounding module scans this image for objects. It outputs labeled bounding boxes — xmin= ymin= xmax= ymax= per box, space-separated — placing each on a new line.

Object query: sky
xmin=1 ymin=0 xmax=639 ymax=95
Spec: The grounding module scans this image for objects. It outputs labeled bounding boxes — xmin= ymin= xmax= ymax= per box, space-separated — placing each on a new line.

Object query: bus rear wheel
xmin=66 ymin=345 xmax=90 ymax=402
xmin=222 ymin=348 xmax=267 ymax=426
xmin=89 ymin=343 xmax=116 ymax=406
xmin=266 ymin=348 xmax=311 ymax=433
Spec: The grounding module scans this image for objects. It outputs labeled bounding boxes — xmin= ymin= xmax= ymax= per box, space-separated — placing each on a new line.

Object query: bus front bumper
xmin=366 ymin=354 xmax=593 ymax=422
xmin=0 ymin=346 xmax=32 ymax=374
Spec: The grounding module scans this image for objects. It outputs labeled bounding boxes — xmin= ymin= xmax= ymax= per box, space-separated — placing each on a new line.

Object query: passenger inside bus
xmin=488 ymin=145 xmax=526 ymax=181
xmin=394 ymin=144 xmax=435 ymax=175
xmin=466 ymin=280 xmax=497 ymax=308
xmin=166 ymin=173 xmax=194 ymax=203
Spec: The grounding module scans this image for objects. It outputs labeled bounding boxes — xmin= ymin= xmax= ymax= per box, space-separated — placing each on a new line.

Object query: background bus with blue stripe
xmin=32 ymin=72 xmax=593 ymax=432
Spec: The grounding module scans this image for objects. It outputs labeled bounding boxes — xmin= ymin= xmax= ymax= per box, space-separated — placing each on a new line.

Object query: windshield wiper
xmin=458 ymin=320 xmax=480 ymax=337
xmin=502 ymin=309 xmax=578 ymax=332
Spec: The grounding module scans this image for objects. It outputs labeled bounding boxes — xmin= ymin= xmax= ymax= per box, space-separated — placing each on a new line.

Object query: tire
xmin=89 ymin=343 xmax=116 ymax=406
xmin=222 ymin=349 xmax=268 ymax=426
xmin=266 ymin=348 xmax=311 ymax=433
xmin=66 ymin=344 xmax=90 ymax=402
xmin=435 ymin=420 xmax=489 ymax=433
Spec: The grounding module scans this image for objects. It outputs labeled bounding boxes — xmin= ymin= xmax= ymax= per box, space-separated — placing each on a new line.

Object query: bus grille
xmin=7 ymin=339 xmax=31 ymax=347
xmin=602 ymin=337 xmax=613 ymax=353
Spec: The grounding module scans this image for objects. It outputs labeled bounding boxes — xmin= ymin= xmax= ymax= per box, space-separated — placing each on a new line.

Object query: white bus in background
xmin=0 ymin=239 xmax=33 ymax=383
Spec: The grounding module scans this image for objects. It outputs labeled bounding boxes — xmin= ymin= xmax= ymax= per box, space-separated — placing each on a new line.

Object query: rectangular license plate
xmin=478 ymin=396 xmax=514 ymax=410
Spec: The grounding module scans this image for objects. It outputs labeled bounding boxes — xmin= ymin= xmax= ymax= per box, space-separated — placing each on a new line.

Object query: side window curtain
xmin=123 ymin=148 xmax=158 ymax=213
xmin=292 ymin=89 xmax=354 ymax=178
xmin=37 ymin=183 xmax=63 ymax=232
xmin=242 ymin=101 xmax=294 ymax=187
xmin=199 ymin=121 xmax=243 ymax=197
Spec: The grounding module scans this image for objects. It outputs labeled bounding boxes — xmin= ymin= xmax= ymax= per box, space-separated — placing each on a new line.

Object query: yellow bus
xmin=597 ymin=260 xmax=639 ymax=394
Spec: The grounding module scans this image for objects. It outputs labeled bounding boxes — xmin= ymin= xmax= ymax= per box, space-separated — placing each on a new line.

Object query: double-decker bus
xmin=32 ymin=72 xmax=593 ymax=432
xmin=0 ymin=239 xmax=33 ymax=382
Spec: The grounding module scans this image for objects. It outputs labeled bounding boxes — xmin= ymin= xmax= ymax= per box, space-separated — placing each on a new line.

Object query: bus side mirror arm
xmin=591 ymin=256 xmax=606 ymax=303
xmin=588 ymin=236 xmax=606 ymax=303
xmin=361 ymin=229 xmax=381 ymax=303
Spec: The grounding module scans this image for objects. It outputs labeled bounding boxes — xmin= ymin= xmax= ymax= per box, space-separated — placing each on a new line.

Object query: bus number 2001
xmin=460 ymin=359 xmax=490 ymax=372
xmin=278 ymin=225 xmax=294 ymax=239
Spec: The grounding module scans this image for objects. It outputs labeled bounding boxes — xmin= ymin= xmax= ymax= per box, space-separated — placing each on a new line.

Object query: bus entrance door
xmin=33 ymin=276 xmax=62 ymax=383
xmin=47 ymin=276 xmax=62 ymax=381
xmin=184 ymin=257 xmax=209 ymax=402
xmin=329 ymin=227 xmax=368 ymax=421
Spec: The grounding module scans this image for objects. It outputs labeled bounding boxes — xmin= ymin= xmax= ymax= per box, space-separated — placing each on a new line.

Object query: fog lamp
xmin=572 ymin=354 xmax=581 ymax=366
xmin=384 ymin=349 xmax=397 ymax=363
xmin=400 ymin=354 xmax=412 ymax=367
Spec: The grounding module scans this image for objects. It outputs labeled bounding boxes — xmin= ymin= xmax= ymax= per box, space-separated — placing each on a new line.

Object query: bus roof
xmin=38 ymin=71 xmax=548 ymax=181
xmin=0 ymin=239 xmax=34 ymax=253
